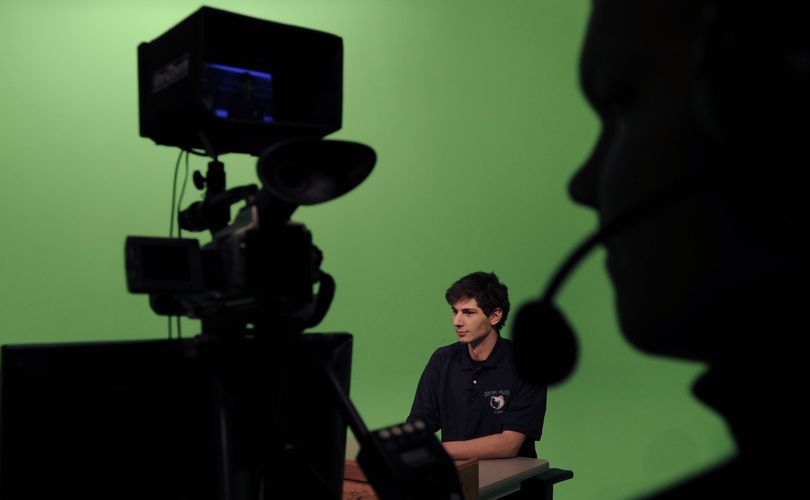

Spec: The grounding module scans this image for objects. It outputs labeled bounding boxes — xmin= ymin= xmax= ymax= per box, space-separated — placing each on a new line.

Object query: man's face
xmin=569 ymin=1 xmax=730 ymax=360
xmin=451 ymin=297 xmax=500 ymax=345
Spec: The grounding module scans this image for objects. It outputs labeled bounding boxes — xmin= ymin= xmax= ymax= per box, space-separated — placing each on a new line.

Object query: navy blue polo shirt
xmin=406 ymin=336 xmax=547 ymax=458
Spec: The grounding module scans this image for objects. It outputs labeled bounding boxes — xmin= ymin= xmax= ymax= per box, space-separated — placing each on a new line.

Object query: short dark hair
xmin=445 ymin=272 xmax=510 ymax=331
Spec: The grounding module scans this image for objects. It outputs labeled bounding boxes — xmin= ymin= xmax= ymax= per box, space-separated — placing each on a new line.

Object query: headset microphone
xmin=512 ymin=178 xmax=710 ymax=387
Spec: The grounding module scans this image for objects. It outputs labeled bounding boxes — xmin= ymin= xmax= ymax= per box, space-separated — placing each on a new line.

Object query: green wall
xmin=0 ymin=1 xmax=734 ymax=498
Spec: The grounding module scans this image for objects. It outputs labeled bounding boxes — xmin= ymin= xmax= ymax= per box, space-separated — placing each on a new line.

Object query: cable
xmin=177 ymin=151 xmax=191 ymax=239
xmin=175 ymin=151 xmax=191 ymax=339
xmin=184 ymin=147 xmax=210 ymax=157
xmin=169 ymin=149 xmax=184 ymax=239
xmin=167 ymin=149 xmax=186 ymax=340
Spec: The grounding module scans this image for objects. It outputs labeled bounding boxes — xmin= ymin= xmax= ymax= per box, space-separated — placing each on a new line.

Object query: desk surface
xmin=479 ymin=457 xmax=549 ymax=500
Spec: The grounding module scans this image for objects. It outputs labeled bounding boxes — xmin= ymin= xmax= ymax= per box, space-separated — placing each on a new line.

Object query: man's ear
xmin=489 ymin=308 xmax=503 ymax=326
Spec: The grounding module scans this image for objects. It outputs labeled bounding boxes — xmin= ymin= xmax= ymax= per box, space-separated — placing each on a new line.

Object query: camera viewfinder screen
xmin=141 ymin=245 xmax=191 ymax=282
xmin=202 ymin=63 xmax=275 ymax=123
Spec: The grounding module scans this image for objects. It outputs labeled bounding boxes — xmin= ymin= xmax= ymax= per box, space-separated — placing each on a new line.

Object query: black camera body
xmin=125 ymin=211 xmax=319 ymax=329
xmin=125 ymin=134 xmax=375 ymax=332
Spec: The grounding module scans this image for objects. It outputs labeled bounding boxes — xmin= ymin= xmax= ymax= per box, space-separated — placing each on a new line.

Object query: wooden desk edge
xmin=478 ymin=458 xmax=549 ymax=499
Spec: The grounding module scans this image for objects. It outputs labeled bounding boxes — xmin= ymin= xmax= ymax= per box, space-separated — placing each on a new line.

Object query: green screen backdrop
xmin=0 ymin=1 xmax=734 ymax=498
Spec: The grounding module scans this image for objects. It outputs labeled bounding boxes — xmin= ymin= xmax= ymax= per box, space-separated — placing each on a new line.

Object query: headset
xmin=511 ymin=0 xmax=810 ymax=387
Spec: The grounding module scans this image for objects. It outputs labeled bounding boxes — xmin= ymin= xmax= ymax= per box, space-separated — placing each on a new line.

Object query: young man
xmin=407 ymin=272 xmax=547 ymax=459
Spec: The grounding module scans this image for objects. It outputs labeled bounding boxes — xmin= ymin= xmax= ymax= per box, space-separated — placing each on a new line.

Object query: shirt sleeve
xmin=501 ymin=375 xmax=547 ymax=441
xmin=406 ymin=352 xmax=441 ymax=434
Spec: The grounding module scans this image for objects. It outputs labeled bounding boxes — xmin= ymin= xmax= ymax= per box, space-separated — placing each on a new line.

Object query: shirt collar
xmin=460 ymin=334 xmax=504 ymax=371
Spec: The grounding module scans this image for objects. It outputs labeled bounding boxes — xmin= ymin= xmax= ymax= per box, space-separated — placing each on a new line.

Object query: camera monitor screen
xmin=203 ymin=63 xmax=276 ymax=123
xmin=0 ymin=334 xmax=352 ymax=499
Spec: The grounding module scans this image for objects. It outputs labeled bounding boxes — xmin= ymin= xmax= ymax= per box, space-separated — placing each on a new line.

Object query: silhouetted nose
xmin=569 ymin=127 xmax=610 ymax=209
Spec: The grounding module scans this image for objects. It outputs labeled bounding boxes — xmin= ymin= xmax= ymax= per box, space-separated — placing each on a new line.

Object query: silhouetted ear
xmin=488 ymin=308 xmax=503 ymax=326
xmin=693 ymin=3 xmax=810 ymax=163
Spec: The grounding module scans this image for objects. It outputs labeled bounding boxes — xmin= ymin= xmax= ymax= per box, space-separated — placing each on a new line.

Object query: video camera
xmin=126 ymin=6 xmax=375 ymax=335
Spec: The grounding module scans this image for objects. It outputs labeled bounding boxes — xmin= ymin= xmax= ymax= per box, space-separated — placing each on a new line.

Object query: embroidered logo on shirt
xmin=490 ymin=394 xmax=506 ymax=410
xmin=484 ymin=389 xmax=510 ymax=413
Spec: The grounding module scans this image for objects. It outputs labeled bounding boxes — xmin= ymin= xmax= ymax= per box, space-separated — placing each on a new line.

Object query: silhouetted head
xmin=446 ymin=272 xmax=510 ymax=332
xmin=569 ymin=0 xmax=808 ymax=362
